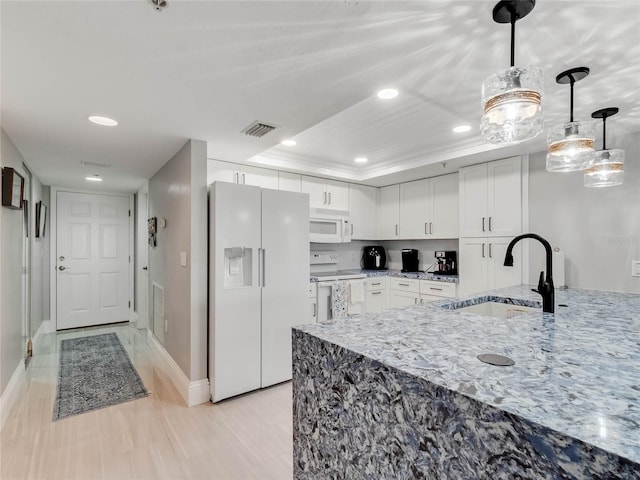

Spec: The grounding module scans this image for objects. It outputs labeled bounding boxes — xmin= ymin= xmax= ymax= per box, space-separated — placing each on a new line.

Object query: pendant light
xmin=584 ymin=107 xmax=625 ymax=187
xmin=546 ymin=67 xmax=596 ymax=172
xmin=481 ymin=0 xmax=543 ymax=144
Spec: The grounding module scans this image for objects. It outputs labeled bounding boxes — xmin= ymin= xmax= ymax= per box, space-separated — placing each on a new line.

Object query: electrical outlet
xmin=632 ymin=261 xmax=640 ymax=277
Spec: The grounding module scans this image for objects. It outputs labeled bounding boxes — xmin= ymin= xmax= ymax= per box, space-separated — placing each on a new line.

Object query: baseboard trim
xmin=32 ymin=319 xmax=53 ymax=349
xmin=0 ymin=361 xmax=26 ymax=432
xmin=146 ymin=331 xmax=210 ymax=407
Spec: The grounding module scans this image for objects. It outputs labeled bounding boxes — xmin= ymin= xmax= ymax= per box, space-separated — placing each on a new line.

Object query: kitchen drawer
xmin=365 ymin=277 xmax=387 ymax=292
xmin=308 ymin=282 xmax=317 ymax=297
xmin=390 ymin=277 xmax=420 ymax=293
xmin=419 ymin=280 xmax=456 ymax=298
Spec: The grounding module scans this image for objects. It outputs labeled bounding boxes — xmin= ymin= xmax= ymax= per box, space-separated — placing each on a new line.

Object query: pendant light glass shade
xmin=584 ymin=107 xmax=625 ymax=187
xmin=481 ymin=0 xmax=543 ymax=145
xmin=546 ymin=121 xmax=597 ymax=172
xmin=584 ymin=149 xmax=625 ymax=187
xmin=481 ymin=66 xmax=543 ymax=144
xmin=546 ymin=67 xmax=596 ymax=172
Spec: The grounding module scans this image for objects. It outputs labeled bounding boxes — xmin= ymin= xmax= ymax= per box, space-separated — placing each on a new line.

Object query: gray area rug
xmin=53 ymin=332 xmax=148 ymax=421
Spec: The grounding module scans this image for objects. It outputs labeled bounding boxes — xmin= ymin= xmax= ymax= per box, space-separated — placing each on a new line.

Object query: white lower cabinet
xmin=458 ymin=237 xmax=522 ymax=296
xmin=364 ymin=277 xmax=388 ymax=313
xmin=309 ymin=282 xmax=318 ymax=323
xmin=419 ymin=280 xmax=457 ymax=303
xmin=389 ymin=277 xmax=420 ymax=308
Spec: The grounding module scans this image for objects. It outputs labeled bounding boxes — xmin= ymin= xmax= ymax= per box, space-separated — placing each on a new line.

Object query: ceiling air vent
xmin=241 ymin=121 xmax=278 ymax=138
xmin=80 ymin=160 xmax=111 ymax=168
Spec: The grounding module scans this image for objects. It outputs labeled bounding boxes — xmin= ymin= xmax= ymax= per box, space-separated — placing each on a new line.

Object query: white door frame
xmin=135 ymin=182 xmax=149 ymax=330
xmin=49 ymin=187 xmax=135 ymax=330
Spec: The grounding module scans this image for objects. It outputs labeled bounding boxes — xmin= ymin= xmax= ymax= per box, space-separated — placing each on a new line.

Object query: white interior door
xmin=56 ymin=192 xmax=130 ymax=330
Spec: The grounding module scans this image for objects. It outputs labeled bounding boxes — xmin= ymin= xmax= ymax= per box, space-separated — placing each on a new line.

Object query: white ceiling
xmin=2 ymin=1 xmax=639 ymax=192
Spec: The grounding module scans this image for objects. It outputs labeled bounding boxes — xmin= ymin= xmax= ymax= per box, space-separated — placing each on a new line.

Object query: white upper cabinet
xmin=399 ymin=179 xmax=428 ymax=239
xmin=349 ymin=184 xmax=378 ymax=240
xmin=459 ymin=157 xmax=521 ymax=238
xmin=301 ymin=176 xmax=349 ymax=211
xmin=429 ymin=173 xmax=459 ymax=238
xmin=207 ymin=159 xmax=278 ymax=189
xmin=278 ymin=171 xmax=302 ymax=192
xmin=399 ymin=173 xmax=458 ymax=239
xmin=379 ymin=184 xmax=400 ymax=239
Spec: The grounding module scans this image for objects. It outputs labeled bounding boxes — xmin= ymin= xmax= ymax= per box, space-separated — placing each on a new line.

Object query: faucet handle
xmin=531 ymin=270 xmax=544 ymax=294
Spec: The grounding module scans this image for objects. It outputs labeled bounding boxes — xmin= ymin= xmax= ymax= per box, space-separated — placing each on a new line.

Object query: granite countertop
xmin=294 ymin=285 xmax=640 ymax=465
xmin=310 ymin=269 xmax=459 ymax=283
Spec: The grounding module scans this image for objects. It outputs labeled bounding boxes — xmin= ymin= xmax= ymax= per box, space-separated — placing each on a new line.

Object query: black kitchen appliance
xmin=362 ymin=246 xmax=387 ymax=270
xmin=434 ymin=251 xmax=458 ymax=275
xmin=401 ymin=249 xmax=419 ymax=273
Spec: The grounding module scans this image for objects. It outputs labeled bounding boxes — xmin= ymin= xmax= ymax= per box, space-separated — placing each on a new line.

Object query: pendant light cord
xmin=510 ymin=7 xmax=516 ymax=67
xmin=569 ymin=77 xmax=575 ymax=123
xmin=602 ymin=117 xmax=607 ymax=150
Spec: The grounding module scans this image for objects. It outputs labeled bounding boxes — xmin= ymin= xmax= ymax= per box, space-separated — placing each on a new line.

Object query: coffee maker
xmin=401 ymin=249 xmax=419 ymax=273
xmin=362 ymin=246 xmax=387 ymax=270
xmin=434 ymin=251 xmax=457 ymax=275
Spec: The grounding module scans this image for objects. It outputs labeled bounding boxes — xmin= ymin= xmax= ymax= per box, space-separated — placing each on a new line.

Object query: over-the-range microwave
xmin=309 ymin=208 xmax=352 ymax=243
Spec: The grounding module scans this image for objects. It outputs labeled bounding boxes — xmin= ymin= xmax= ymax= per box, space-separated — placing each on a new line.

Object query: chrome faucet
xmin=504 ymin=233 xmax=555 ymax=313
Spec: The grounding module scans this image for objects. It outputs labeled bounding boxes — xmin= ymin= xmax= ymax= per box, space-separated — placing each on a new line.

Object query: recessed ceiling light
xmin=88 ymin=115 xmax=118 ymax=127
xmin=86 ymin=175 xmax=103 ymax=182
xmin=355 ymin=157 xmax=368 ymax=164
xmin=281 ymin=139 xmax=296 ymax=146
xmin=377 ymin=88 xmax=398 ymax=100
xmin=453 ymin=125 xmax=472 ymax=133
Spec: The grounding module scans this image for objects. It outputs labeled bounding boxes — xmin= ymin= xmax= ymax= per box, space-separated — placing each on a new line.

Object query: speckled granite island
xmin=292 ymin=285 xmax=640 ymax=479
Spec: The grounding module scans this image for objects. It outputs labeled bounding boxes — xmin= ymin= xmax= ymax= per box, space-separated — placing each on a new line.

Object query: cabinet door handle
xmin=482 ymin=243 xmax=485 ymax=258
xmin=482 ymin=217 xmax=485 ymax=232
xmin=395 ymin=224 xmax=398 ymax=236
xmin=398 ymin=283 xmax=410 ymax=287
xmin=488 ymin=216 xmax=492 ymax=232
xmin=489 ymin=243 xmax=493 ymax=258
xmin=414 ymin=298 xmax=418 ymax=304
xmin=351 ymin=224 xmax=354 ymax=235
xmin=430 ymin=222 xmax=433 ymax=234
xmin=371 ymin=292 xmax=382 ymax=296
xmin=328 ymin=192 xmax=332 ymax=204
xmin=371 ymin=282 xmax=381 ymax=286
xmin=429 ymin=287 xmax=443 ymax=291
xmin=234 ymin=172 xmax=239 ymax=184
xmin=425 ymin=222 xmax=428 ymax=235
xmin=313 ymin=303 xmax=317 ymax=316
xmin=241 ymin=173 xmax=246 ymax=184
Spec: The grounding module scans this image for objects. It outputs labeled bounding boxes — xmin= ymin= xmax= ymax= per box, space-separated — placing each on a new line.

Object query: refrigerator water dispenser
xmin=224 ymin=247 xmax=252 ymax=288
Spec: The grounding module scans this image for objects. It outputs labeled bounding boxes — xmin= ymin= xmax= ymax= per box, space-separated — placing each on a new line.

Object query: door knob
xmin=58 ymin=265 xmax=66 ymax=271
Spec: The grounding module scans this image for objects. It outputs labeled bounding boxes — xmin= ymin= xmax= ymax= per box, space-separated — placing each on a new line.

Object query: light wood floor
xmin=0 ymin=324 xmax=294 ymax=480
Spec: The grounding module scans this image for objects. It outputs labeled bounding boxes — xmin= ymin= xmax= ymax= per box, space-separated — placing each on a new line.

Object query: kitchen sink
xmin=452 ymin=301 xmax=539 ymax=319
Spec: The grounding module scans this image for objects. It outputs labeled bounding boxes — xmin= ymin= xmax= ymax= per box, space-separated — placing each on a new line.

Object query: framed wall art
xmin=2 ymin=167 xmax=25 ymax=209
xmin=36 ymin=201 xmax=47 ymax=238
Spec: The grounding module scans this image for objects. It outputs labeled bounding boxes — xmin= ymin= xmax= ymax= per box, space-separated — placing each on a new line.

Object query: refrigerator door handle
xmin=262 ymin=249 xmax=266 ymax=287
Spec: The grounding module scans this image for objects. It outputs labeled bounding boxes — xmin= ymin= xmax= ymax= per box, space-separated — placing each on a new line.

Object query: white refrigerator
xmin=209 ymin=181 xmax=310 ymax=402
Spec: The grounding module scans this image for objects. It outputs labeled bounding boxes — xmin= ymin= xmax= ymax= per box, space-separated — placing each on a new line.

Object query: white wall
xmin=527 ymin=131 xmax=640 ymax=293
xmin=148 ymin=139 xmax=207 ymax=382
xmin=0 ymin=130 xmax=26 ymax=395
